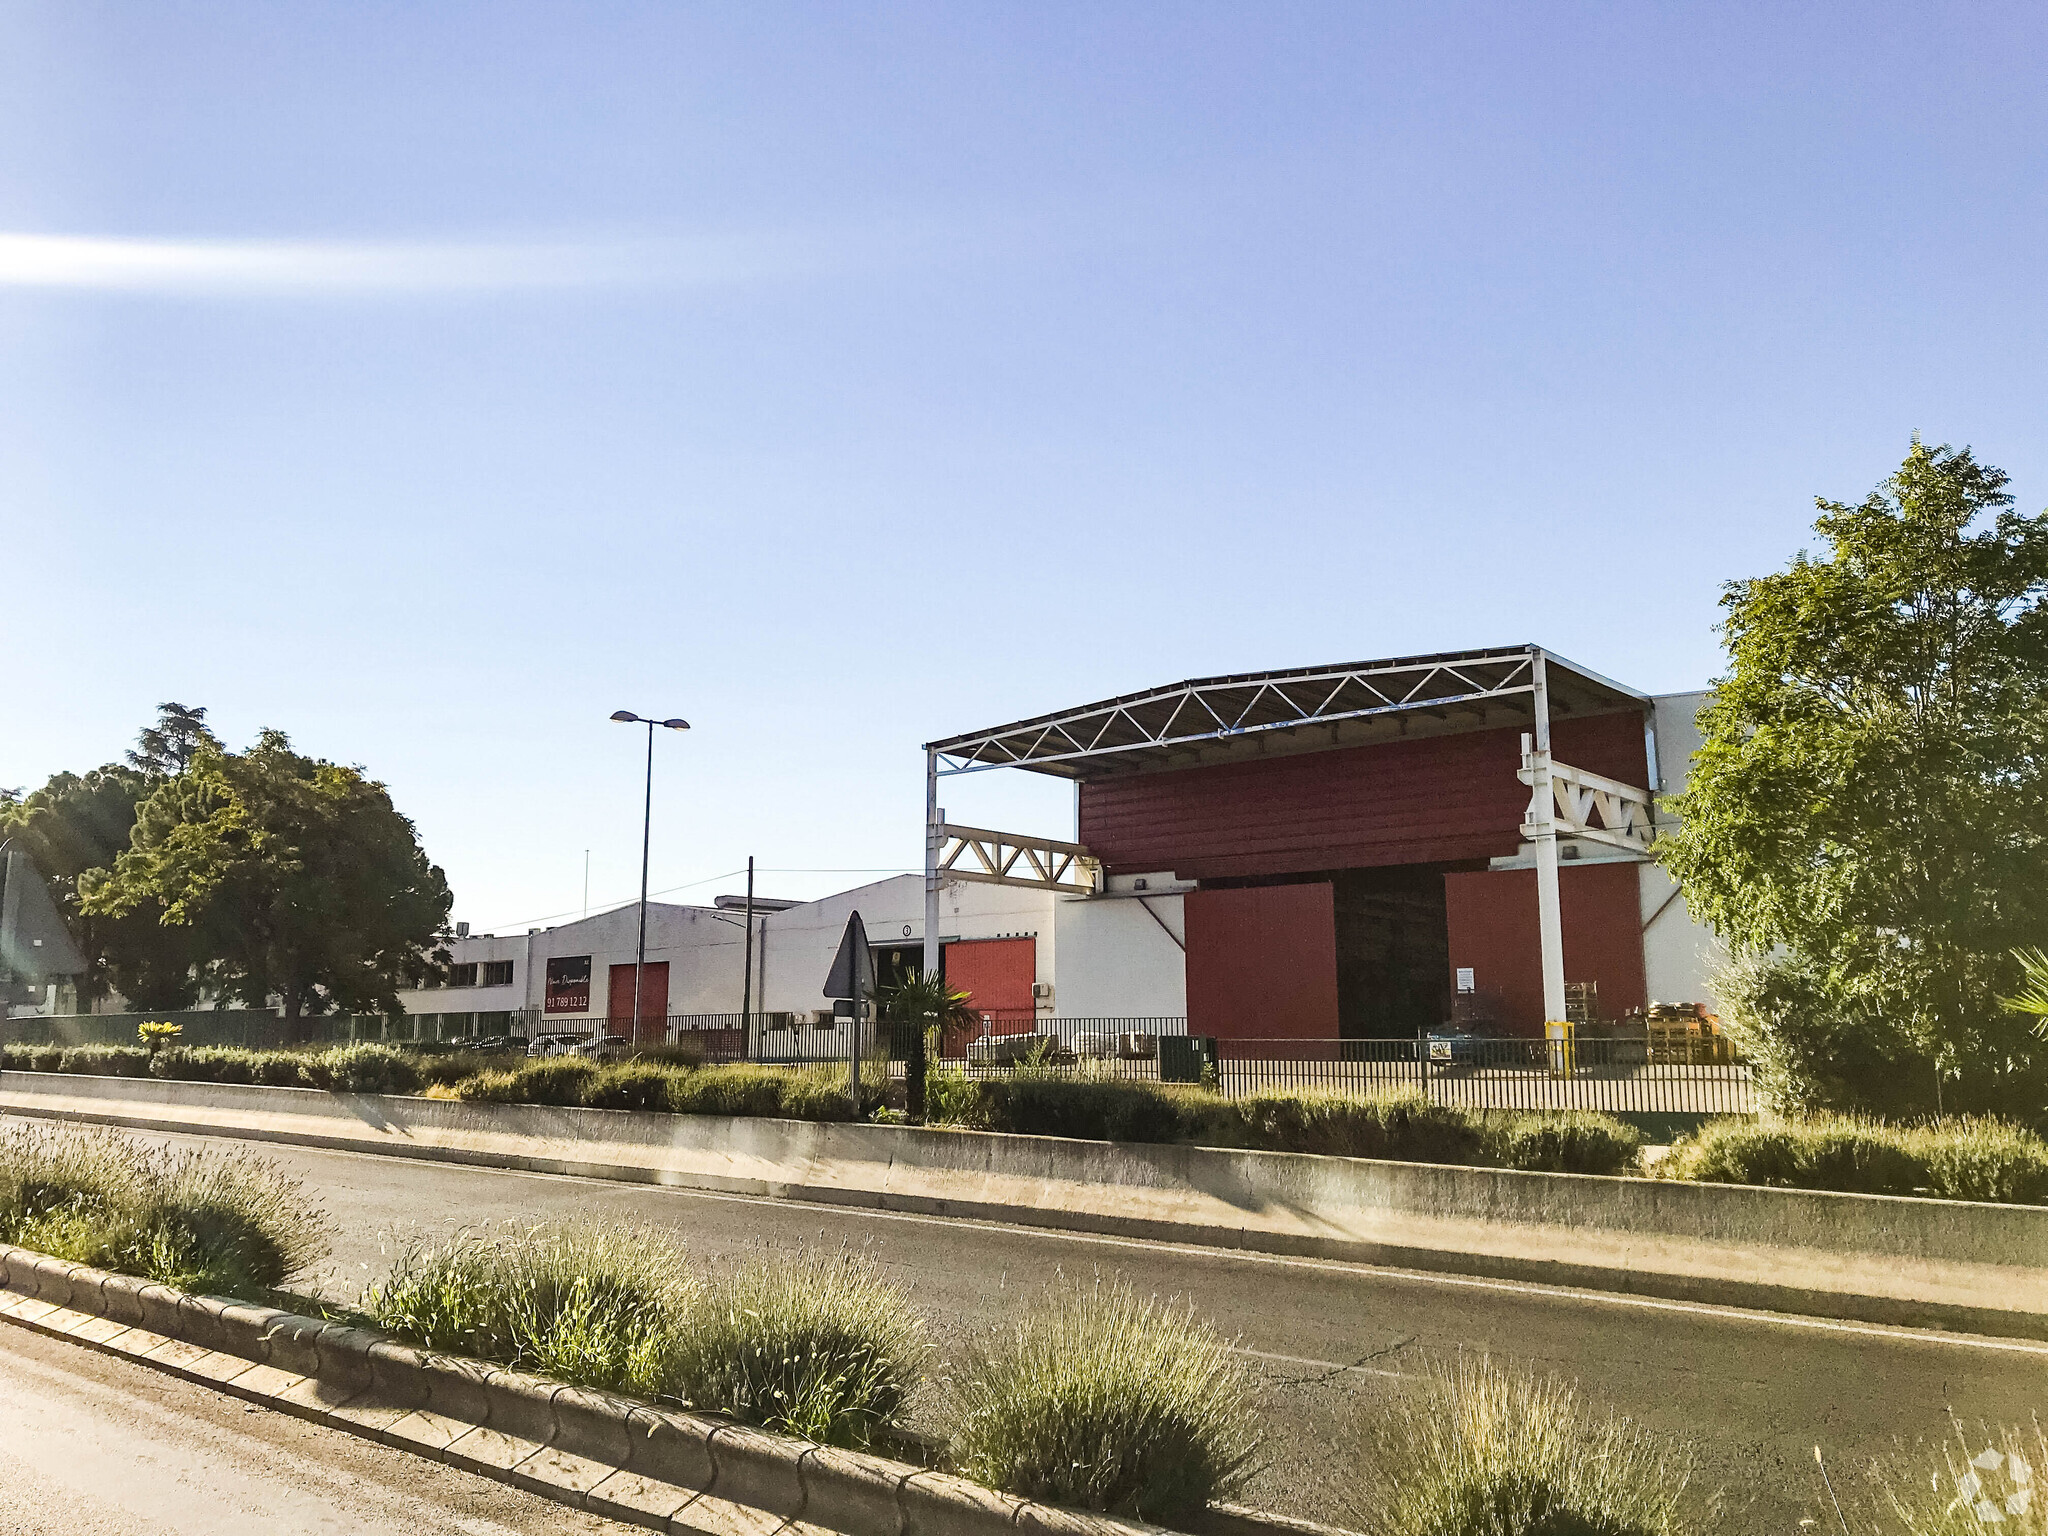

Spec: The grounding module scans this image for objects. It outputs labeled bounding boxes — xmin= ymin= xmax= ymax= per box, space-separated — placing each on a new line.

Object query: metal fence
xmin=924 ymin=1033 xmax=1753 ymax=1116
xmin=403 ymin=1010 xmax=1754 ymax=1117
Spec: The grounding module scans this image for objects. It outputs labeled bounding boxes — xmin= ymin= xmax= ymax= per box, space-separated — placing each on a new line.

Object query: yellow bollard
xmin=1544 ymin=1019 xmax=1575 ymax=1079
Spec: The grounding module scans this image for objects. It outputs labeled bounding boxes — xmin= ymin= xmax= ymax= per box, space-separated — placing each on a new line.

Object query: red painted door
xmin=606 ymin=961 xmax=670 ymax=1042
xmin=943 ymin=937 xmax=1036 ymax=1051
xmin=1184 ymin=883 xmax=1340 ymax=1041
xmin=1442 ymin=863 xmax=1646 ymax=1035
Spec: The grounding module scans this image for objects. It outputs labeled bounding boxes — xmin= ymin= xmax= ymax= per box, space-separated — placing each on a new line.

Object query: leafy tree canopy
xmin=1658 ymin=439 xmax=2048 ymax=1114
xmin=127 ymin=702 xmax=213 ymax=777
xmin=83 ymin=729 xmax=452 ymax=1020
xmin=0 ymin=704 xmax=224 ymax=1006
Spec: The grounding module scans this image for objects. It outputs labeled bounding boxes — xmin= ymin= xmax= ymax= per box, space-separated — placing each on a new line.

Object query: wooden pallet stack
xmin=1645 ymin=1001 xmax=1730 ymax=1064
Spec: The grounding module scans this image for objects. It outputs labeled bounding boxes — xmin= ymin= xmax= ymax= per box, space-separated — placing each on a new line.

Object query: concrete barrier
xmin=2 ymin=1070 xmax=2043 ymax=1336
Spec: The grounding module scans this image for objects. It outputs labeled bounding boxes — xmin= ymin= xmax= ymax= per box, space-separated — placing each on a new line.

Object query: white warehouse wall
xmin=755 ymin=874 xmax=1055 ymax=1018
xmin=1642 ymin=689 xmax=1727 ymax=1010
xmin=1052 ymin=881 xmax=1187 ymax=1019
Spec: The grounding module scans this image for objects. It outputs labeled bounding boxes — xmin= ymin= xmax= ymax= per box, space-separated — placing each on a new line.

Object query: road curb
xmin=0 ymin=1242 xmax=1193 ymax=1536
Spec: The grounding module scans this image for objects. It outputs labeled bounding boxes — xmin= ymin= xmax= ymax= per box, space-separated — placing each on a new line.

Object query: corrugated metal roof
xmin=926 ymin=644 xmax=1648 ymax=780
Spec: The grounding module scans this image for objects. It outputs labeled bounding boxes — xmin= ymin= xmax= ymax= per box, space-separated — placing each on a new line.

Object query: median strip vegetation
xmin=15 ymin=1038 xmax=2047 ymax=1199
xmin=926 ymin=1074 xmax=1648 ymax=1175
xmin=0 ymin=1123 xmax=330 ymax=1296
xmin=1653 ymin=1114 xmax=2048 ymax=1203
xmin=0 ymin=1127 xmax=2015 ymax=1535
xmin=1343 ymin=1355 xmax=1696 ymax=1536
xmin=364 ymin=1223 xmax=921 ymax=1449
xmin=949 ymin=1275 xmax=1261 ymax=1525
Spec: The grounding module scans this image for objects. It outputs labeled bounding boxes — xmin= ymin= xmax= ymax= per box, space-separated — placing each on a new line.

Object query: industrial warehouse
xmin=403 ymin=644 xmax=1722 ymax=1054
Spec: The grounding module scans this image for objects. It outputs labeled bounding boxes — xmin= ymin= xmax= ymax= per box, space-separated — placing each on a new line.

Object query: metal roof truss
xmin=932 ymin=649 xmax=1542 ymax=778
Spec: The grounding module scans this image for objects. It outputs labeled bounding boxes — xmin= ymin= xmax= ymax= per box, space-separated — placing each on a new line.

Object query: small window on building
xmin=447 ymin=962 xmax=479 ymax=988
xmin=480 ymin=960 xmax=513 ymax=988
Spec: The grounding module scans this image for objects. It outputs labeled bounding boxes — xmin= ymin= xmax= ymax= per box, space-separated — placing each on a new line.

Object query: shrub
xmin=1484 ymin=1110 xmax=1646 ymax=1175
xmin=1914 ymin=1118 xmax=2048 ymax=1202
xmin=252 ymin=1051 xmax=309 ymax=1086
xmin=1225 ymin=1088 xmax=1487 ymax=1163
xmin=1344 ymin=1356 xmax=1693 ymax=1536
xmin=582 ymin=1062 xmax=681 ymax=1113
xmin=29 ymin=1045 xmax=64 ymax=1072
xmin=668 ymin=1247 xmax=923 ymax=1448
xmin=414 ymin=1051 xmax=520 ymax=1088
xmin=454 ymin=1057 xmax=599 ymax=1106
xmin=1875 ymin=1418 xmax=2046 ymax=1535
xmin=0 ymin=1124 xmax=330 ymax=1296
xmin=365 ymin=1222 xmax=694 ymax=1399
xmin=666 ymin=1063 xmax=853 ymax=1121
xmin=935 ymin=1075 xmax=1206 ymax=1143
xmin=629 ymin=1039 xmax=708 ymax=1069
xmin=949 ymin=1276 xmax=1259 ymax=1524
xmin=1658 ymin=1115 xmax=2048 ymax=1203
xmin=302 ymin=1043 xmax=422 ymax=1094
xmin=56 ymin=1045 xmax=152 ymax=1079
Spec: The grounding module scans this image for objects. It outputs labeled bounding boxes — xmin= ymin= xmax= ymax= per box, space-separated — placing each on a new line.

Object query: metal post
xmin=1529 ymin=651 xmax=1567 ymax=1025
xmin=633 ymin=721 xmax=653 ymax=1044
xmin=740 ymin=856 xmax=755 ymax=1036
xmin=922 ymin=749 xmax=941 ymax=979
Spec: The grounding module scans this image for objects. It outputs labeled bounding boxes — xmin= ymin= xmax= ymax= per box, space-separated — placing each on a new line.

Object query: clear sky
xmin=3 ymin=2 xmax=2044 ymax=933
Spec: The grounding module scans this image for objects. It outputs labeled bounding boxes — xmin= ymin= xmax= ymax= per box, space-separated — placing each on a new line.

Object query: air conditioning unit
xmin=1032 ymin=981 xmax=1053 ymax=1001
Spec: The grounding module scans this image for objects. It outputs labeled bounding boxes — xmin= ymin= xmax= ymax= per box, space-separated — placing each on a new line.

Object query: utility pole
xmin=740 ymin=856 xmax=755 ymax=1037
xmin=923 ymin=748 xmax=942 ymax=979
xmin=1526 ymin=651 xmax=1567 ymax=1025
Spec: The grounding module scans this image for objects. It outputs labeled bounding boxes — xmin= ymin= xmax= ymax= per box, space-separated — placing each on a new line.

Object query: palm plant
xmin=2005 ymin=948 xmax=2048 ymax=1034
xmin=877 ymin=969 xmax=978 ymax=1119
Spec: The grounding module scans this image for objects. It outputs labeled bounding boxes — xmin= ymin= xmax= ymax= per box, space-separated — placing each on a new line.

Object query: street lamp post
xmin=610 ymin=711 xmax=690 ymax=1044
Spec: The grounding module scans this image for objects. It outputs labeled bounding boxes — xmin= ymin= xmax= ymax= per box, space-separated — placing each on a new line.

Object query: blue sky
xmin=4 ymin=2 xmax=2044 ymax=932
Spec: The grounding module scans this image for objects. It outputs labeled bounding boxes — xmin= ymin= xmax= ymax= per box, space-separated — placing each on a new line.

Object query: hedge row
xmin=0 ymin=1041 xmax=503 ymax=1092
xmin=1655 ymin=1114 xmax=2048 ymax=1203
xmin=927 ymin=1073 xmax=1647 ymax=1175
xmin=448 ymin=1057 xmax=856 ymax=1121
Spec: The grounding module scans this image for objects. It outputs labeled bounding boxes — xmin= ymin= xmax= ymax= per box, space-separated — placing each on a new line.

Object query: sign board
xmin=823 ymin=911 xmax=873 ymax=1003
xmin=544 ymin=954 xmax=592 ymax=1014
xmin=0 ymin=847 xmax=87 ymax=983
xmin=1455 ymin=967 xmax=1475 ymax=994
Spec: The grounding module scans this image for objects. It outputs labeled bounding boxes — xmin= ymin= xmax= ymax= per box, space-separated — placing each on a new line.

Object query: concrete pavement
xmin=0 ymin=1318 xmax=640 ymax=1536
xmin=13 ymin=1121 xmax=2047 ymax=1534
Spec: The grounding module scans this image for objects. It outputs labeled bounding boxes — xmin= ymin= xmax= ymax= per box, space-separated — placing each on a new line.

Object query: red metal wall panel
xmin=1442 ymin=863 xmax=1646 ymax=1034
xmin=606 ymin=961 xmax=670 ymax=1041
xmin=1079 ymin=713 xmax=1647 ymax=880
xmin=1184 ymin=883 xmax=1341 ymax=1040
xmin=944 ymin=937 xmax=1037 ymax=1039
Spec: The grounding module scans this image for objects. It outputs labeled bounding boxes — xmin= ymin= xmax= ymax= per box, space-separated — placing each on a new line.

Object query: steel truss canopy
xmin=927 ymin=645 xmax=1650 ymax=781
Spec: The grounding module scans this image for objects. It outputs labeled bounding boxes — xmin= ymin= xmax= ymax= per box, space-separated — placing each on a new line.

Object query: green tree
xmin=84 ymin=730 xmax=452 ymax=1021
xmin=1659 ymin=439 xmax=2048 ymax=1116
xmin=127 ymin=702 xmax=213 ymax=777
xmin=0 ymin=706 xmax=219 ymax=1009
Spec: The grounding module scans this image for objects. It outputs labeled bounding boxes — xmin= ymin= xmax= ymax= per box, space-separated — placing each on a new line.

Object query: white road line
xmin=55 ymin=1117 xmax=2048 ymax=1360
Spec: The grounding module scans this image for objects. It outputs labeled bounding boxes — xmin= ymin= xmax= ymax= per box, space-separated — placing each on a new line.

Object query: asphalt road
xmin=10 ymin=1122 xmax=2045 ymax=1533
xmin=0 ymin=1320 xmax=640 ymax=1536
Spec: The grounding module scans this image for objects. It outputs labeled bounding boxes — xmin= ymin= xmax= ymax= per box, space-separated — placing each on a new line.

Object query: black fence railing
xmin=919 ymin=1034 xmax=1753 ymax=1115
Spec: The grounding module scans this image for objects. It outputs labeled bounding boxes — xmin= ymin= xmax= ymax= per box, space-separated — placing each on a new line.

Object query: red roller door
xmin=1442 ymin=863 xmax=1645 ymax=1034
xmin=944 ymin=937 xmax=1037 ymax=1048
xmin=606 ymin=961 xmax=670 ymax=1042
xmin=1184 ymin=883 xmax=1340 ymax=1041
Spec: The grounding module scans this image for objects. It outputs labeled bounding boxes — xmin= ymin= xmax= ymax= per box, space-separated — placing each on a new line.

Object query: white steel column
xmin=1529 ymin=651 xmax=1568 ymax=1024
xmin=923 ymin=749 xmax=942 ymax=977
